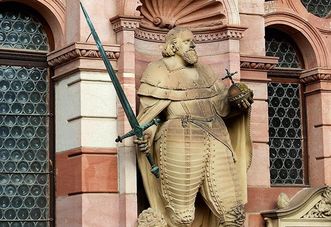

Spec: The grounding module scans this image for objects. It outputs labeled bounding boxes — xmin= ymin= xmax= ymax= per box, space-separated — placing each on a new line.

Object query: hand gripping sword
xmin=80 ymin=3 xmax=160 ymax=178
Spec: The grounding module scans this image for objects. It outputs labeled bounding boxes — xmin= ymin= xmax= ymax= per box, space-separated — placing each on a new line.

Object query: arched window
xmin=0 ymin=4 xmax=54 ymax=226
xmin=300 ymin=0 xmax=331 ymax=18
xmin=265 ymin=28 xmax=306 ymax=185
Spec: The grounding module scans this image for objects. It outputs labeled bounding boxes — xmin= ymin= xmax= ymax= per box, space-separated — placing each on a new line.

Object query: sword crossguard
xmin=115 ymin=118 xmax=161 ymax=143
xmin=115 ymin=118 xmax=162 ymax=178
xmin=222 ymin=69 xmax=237 ymax=85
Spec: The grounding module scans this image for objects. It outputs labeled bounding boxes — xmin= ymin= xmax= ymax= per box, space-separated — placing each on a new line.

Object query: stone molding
xmin=135 ymin=25 xmax=247 ymax=43
xmin=110 ymin=15 xmax=142 ymax=33
xmin=240 ymin=55 xmax=278 ymax=71
xmin=47 ymin=42 xmax=120 ymax=68
xmin=300 ymin=68 xmax=331 ymax=84
xmin=262 ymin=186 xmax=331 ymax=227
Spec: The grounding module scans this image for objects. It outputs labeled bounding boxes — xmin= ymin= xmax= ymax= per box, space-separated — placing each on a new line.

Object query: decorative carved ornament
xmin=135 ymin=25 xmax=246 ymax=43
xmin=47 ymin=42 xmax=120 ymax=67
xmin=137 ymin=0 xmax=226 ymax=30
xmin=262 ymin=186 xmax=331 ymax=227
xmin=135 ymin=0 xmax=238 ymax=43
xmin=301 ymin=187 xmax=331 ymax=219
xmin=137 ymin=208 xmax=167 ymax=227
xmin=300 ymin=68 xmax=331 ymax=84
xmin=110 ymin=15 xmax=142 ymax=33
xmin=240 ymin=55 xmax=278 ymax=71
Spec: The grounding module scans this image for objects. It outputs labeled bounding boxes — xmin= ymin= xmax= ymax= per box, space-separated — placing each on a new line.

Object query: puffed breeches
xmin=155 ymin=120 xmax=245 ymax=226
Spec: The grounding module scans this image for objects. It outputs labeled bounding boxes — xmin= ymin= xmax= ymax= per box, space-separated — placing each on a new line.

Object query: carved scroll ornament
xmin=302 ymin=187 xmax=331 ymax=219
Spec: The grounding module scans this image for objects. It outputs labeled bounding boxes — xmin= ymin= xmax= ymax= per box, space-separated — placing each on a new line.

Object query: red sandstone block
xmin=247 ymin=213 xmax=265 ymax=227
xmin=81 ymin=154 xmax=118 ymax=192
xmin=56 ymin=147 xmax=118 ymax=196
xmin=247 ymin=143 xmax=270 ymax=187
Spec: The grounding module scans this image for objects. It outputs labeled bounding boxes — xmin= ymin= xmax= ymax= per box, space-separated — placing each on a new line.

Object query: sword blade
xmin=80 ymin=3 xmax=143 ymax=137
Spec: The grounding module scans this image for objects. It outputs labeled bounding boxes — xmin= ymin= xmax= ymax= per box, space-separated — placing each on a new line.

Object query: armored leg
xmin=200 ymin=136 xmax=245 ymax=226
xmin=156 ymin=122 xmax=208 ymax=225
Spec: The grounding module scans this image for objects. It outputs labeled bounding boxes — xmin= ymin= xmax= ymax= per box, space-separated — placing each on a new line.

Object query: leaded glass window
xmin=0 ymin=8 xmax=49 ymax=51
xmin=301 ymin=0 xmax=331 ymax=18
xmin=0 ymin=66 xmax=50 ymax=226
xmin=265 ymin=29 xmax=302 ymax=69
xmin=0 ymin=5 xmax=52 ymax=227
xmin=268 ymin=82 xmax=304 ymax=185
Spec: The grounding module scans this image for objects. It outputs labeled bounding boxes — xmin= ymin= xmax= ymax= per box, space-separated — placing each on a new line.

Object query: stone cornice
xmin=300 ymin=68 xmax=331 ymax=84
xmin=110 ymin=15 xmax=142 ymax=33
xmin=135 ymin=25 xmax=247 ymax=43
xmin=47 ymin=42 xmax=120 ymax=67
xmin=240 ymin=55 xmax=278 ymax=71
xmin=262 ymin=186 xmax=330 ymax=219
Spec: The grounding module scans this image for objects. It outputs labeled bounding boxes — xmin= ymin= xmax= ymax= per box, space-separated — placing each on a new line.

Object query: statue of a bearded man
xmin=135 ymin=27 xmax=253 ymax=227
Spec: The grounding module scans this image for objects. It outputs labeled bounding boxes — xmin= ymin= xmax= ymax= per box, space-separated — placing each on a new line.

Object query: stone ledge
xmin=135 ymin=25 xmax=247 ymax=43
xmin=47 ymin=42 xmax=120 ymax=67
xmin=300 ymin=68 xmax=331 ymax=84
xmin=47 ymin=42 xmax=120 ymax=80
xmin=240 ymin=55 xmax=278 ymax=71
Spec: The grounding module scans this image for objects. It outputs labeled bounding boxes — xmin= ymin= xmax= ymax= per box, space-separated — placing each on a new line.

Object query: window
xmin=0 ymin=4 xmax=53 ymax=226
xmin=301 ymin=0 xmax=331 ymax=18
xmin=266 ymin=28 xmax=306 ymax=185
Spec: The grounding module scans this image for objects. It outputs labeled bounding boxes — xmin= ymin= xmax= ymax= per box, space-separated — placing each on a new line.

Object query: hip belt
xmin=165 ymin=115 xmax=236 ymax=162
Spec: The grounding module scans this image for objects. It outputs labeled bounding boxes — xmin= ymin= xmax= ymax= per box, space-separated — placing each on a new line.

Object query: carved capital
xmin=110 ymin=15 xmax=142 ymax=33
xmin=300 ymin=68 xmax=331 ymax=84
xmin=240 ymin=55 xmax=278 ymax=71
xmin=47 ymin=42 xmax=120 ymax=67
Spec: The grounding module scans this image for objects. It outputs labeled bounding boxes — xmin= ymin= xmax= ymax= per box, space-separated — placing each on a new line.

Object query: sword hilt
xmin=146 ymin=152 xmax=160 ymax=178
xmin=115 ymin=118 xmax=162 ymax=178
xmin=115 ymin=118 xmax=161 ymax=142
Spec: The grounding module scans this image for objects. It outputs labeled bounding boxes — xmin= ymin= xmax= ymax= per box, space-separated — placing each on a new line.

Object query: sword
xmin=80 ymin=3 xmax=160 ymax=178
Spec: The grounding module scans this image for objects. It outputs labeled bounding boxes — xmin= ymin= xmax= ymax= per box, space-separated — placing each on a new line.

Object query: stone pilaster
xmin=110 ymin=15 xmax=142 ymax=227
xmin=48 ymin=42 xmax=121 ymax=226
xmin=240 ymin=55 xmax=278 ymax=227
xmin=300 ymin=68 xmax=331 ymax=187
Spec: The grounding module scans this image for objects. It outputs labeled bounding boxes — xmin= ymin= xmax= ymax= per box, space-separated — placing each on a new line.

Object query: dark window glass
xmin=301 ymin=0 xmax=331 ymax=18
xmin=0 ymin=6 xmax=51 ymax=226
xmin=268 ymin=82 xmax=304 ymax=185
xmin=0 ymin=66 xmax=50 ymax=225
xmin=0 ymin=8 xmax=49 ymax=51
xmin=265 ymin=29 xmax=303 ymax=69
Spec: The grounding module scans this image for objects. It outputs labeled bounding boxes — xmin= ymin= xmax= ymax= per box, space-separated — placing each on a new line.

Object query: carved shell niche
xmin=137 ymin=0 xmax=227 ymax=30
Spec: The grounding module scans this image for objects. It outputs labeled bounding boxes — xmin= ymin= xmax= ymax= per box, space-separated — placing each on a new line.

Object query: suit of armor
xmin=137 ymin=60 xmax=251 ymax=227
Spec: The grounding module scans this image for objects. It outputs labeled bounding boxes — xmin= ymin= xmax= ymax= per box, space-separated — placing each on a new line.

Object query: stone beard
xmin=136 ymin=28 xmax=252 ymax=227
xmin=178 ymin=48 xmax=198 ymax=65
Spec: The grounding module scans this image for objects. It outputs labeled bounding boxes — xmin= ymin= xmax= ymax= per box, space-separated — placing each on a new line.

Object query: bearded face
xmin=178 ymin=47 xmax=198 ymax=65
xmin=175 ymin=33 xmax=198 ymax=65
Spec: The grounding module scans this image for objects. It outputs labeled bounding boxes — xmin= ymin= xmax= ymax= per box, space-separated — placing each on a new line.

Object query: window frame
xmin=267 ymin=70 xmax=309 ymax=187
xmin=0 ymin=2 xmax=55 ymax=226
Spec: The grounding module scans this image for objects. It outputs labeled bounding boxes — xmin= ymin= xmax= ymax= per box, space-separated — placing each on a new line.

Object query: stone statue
xmin=135 ymin=27 xmax=253 ymax=227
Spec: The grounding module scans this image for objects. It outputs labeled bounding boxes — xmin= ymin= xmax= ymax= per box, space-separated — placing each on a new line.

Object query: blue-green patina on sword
xmin=80 ymin=2 xmax=160 ymax=178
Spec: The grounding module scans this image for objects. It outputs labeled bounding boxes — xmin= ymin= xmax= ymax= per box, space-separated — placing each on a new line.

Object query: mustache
xmin=183 ymin=49 xmax=198 ymax=64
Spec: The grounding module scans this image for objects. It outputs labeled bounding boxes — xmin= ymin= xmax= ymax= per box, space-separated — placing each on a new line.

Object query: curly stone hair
xmin=162 ymin=27 xmax=192 ymax=57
